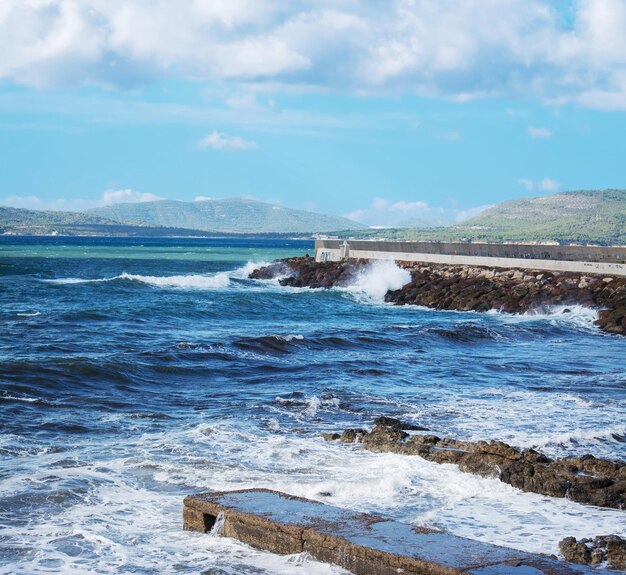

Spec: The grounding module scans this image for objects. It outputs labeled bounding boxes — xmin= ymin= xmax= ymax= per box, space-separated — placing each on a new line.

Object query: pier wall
xmin=315 ymin=240 xmax=626 ymax=276
xmin=184 ymin=489 xmax=610 ymax=575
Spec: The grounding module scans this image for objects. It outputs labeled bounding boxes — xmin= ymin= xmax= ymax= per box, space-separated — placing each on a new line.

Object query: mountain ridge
xmin=86 ymin=198 xmax=364 ymax=233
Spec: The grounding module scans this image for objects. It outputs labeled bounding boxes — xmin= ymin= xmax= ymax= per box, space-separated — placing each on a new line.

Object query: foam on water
xmin=487 ymin=304 xmax=600 ymax=330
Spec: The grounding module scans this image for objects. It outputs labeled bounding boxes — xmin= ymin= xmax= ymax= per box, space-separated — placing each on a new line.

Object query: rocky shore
xmin=249 ymin=256 xmax=626 ymax=335
xmin=323 ymin=417 xmax=626 ymax=510
xmin=559 ymin=535 xmax=626 ymax=570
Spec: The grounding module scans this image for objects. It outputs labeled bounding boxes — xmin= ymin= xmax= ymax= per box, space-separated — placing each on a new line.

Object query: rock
xmin=340 ymin=428 xmax=367 ymax=443
xmin=325 ymin=420 xmax=626 ymax=509
xmin=559 ymin=537 xmax=592 ymax=565
xmin=373 ymin=416 xmax=429 ymax=431
xmin=559 ymin=535 xmax=626 ymax=570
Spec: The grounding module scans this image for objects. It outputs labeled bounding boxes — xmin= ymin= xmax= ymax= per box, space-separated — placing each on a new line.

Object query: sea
xmin=1 ymin=236 xmax=625 ymax=575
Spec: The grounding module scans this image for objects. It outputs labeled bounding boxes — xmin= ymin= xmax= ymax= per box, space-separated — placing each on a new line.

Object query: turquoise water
xmin=1 ymin=236 xmax=625 ymax=575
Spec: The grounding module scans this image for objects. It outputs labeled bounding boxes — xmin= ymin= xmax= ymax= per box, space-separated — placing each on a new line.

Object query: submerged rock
xmin=559 ymin=535 xmax=626 ymax=570
xmin=249 ymin=258 xmax=626 ymax=336
xmin=324 ymin=418 xmax=626 ymax=509
xmin=372 ymin=416 xmax=429 ymax=431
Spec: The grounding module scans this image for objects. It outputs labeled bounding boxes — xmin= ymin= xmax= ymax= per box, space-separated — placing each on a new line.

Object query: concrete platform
xmin=183 ymin=489 xmax=611 ymax=575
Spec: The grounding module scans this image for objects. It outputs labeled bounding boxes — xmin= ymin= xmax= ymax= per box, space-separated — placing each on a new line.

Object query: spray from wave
xmin=345 ymin=260 xmax=412 ymax=302
xmin=487 ymin=304 xmax=599 ymax=329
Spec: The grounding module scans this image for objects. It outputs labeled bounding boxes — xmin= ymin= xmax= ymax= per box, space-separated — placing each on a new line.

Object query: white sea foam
xmin=486 ymin=304 xmax=600 ymax=329
xmin=43 ymin=261 xmax=276 ymax=291
xmin=345 ymin=260 xmax=412 ymax=302
xmin=15 ymin=311 xmax=41 ymax=317
xmin=121 ymin=272 xmax=231 ymax=289
xmin=1 ymin=394 xmax=39 ymax=403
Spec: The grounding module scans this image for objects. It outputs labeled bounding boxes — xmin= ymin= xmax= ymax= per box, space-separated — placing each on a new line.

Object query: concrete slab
xmin=183 ymin=489 xmax=612 ymax=575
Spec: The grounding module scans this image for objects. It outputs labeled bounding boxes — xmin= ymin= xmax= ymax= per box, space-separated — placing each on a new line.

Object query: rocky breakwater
xmin=323 ymin=418 xmax=626 ymax=510
xmin=249 ymin=257 xmax=626 ymax=335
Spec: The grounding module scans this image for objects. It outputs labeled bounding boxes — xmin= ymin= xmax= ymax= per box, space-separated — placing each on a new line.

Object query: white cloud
xmin=539 ymin=177 xmax=560 ymax=191
xmin=194 ymin=196 xmax=213 ymax=202
xmin=198 ymin=131 xmax=258 ymax=150
xmin=527 ymin=126 xmax=553 ymax=139
xmin=516 ymin=177 xmax=560 ymax=192
xmin=1 ymin=1 xmax=626 ymax=109
xmin=345 ymin=196 xmax=486 ymax=227
xmin=101 ymin=188 xmax=161 ymax=204
xmin=1 ymin=188 xmax=162 ymax=211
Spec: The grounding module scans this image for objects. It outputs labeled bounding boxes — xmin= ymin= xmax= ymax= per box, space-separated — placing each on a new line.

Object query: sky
xmin=0 ymin=0 xmax=625 ymax=227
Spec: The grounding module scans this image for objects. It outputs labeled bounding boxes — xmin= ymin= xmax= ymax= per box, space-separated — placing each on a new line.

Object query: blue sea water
xmin=1 ymin=236 xmax=625 ymax=575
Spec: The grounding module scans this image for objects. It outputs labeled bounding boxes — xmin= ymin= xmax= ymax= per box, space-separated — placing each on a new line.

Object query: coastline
xmin=250 ymin=256 xmax=626 ymax=336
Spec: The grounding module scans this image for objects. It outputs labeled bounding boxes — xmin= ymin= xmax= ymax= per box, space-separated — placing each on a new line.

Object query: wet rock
xmin=373 ymin=416 xmax=429 ymax=431
xmin=559 ymin=535 xmax=626 ymax=570
xmin=325 ymin=420 xmax=626 ymax=509
xmin=340 ymin=428 xmax=367 ymax=443
xmin=250 ymin=258 xmax=626 ymax=336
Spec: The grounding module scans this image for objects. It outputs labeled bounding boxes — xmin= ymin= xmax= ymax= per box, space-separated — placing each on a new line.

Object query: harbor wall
xmin=314 ymin=240 xmax=626 ymax=276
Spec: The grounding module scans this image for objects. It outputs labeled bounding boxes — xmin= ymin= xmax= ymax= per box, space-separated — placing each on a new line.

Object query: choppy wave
xmin=45 ymin=271 xmax=229 ymax=289
xmin=4 ymin=238 xmax=626 ymax=574
xmin=43 ymin=261 xmax=271 ymax=290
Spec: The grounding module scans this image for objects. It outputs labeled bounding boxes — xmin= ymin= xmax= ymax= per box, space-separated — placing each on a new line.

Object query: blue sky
xmin=1 ymin=0 xmax=625 ymax=226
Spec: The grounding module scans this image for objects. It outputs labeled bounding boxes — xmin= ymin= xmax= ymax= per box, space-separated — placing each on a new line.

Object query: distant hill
xmin=345 ymin=190 xmax=626 ymax=245
xmin=87 ymin=198 xmax=365 ymax=233
xmin=0 ymin=206 xmax=122 ymax=235
xmin=0 ymin=206 xmax=218 ymax=236
xmin=0 ymin=206 xmax=119 ymax=227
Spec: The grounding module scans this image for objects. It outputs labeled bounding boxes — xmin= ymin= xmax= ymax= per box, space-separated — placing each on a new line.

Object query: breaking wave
xmin=44 ymin=262 xmax=271 ymax=290
xmin=344 ymin=260 xmax=412 ymax=302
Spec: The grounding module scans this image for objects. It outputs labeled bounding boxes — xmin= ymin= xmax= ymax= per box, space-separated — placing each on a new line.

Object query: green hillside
xmin=0 ymin=207 xmax=123 ymax=235
xmin=344 ymin=190 xmax=626 ymax=245
xmin=88 ymin=198 xmax=364 ymax=233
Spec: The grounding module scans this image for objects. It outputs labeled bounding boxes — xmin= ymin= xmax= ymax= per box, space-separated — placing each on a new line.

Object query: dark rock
xmin=559 ymin=535 xmax=626 ymax=570
xmin=373 ymin=416 xmax=429 ymax=431
xmin=340 ymin=428 xmax=367 ymax=443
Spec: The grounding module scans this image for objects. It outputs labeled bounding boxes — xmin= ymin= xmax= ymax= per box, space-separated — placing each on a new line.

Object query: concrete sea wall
xmin=315 ymin=240 xmax=626 ymax=277
xmin=184 ymin=489 xmax=613 ymax=575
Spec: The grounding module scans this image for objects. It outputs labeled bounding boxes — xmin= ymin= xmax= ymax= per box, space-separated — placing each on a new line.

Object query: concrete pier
xmin=315 ymin=239 xmax=626 ymax=276
xmin=183 ymin=489 xmax=611 ymax=575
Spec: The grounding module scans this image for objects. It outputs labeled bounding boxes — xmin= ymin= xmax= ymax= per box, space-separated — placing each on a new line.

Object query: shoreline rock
xmin=323 ymin=419 xmax=626 ymax=510
xmin=559 ymin=535 xmax=626 ymax=570
xmin=249 ymin=257 xmax=626 ymax=335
